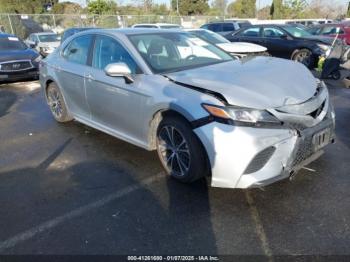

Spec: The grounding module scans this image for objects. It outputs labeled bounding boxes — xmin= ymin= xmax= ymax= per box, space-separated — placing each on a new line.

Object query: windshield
xmin=0 ymin=36 xmax=27 ymax=51
xmin=189 ymin=30 xmax=229 ymax=44
xmin=282 ymin=26 xmax=312 ymax=38
xmin=129 ymin=32 xmax=232 ymax=74
xmin=38 ymin=34 xmax=60 ymax=42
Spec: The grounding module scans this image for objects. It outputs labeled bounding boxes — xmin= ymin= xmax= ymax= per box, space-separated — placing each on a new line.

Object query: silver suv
xmin=40 ymin=29 xmax=335 ymax=189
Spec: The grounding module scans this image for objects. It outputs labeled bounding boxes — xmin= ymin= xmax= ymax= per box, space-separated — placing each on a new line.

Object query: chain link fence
xmin=0 ymin=13 xmax=230 ymax=39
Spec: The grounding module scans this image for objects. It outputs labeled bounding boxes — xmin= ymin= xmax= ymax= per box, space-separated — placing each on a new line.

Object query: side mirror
xmin=104 ymin=62 xmax=134 ymax=84
xmin=27 ymin=40 xmax=36 ymax=48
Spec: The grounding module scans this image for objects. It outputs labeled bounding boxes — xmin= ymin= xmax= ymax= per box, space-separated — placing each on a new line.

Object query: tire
xmin=46 ymin=82 xmax=73 ymax=122
xmin=156 ymin=116 xmax=209 ymax=183
xmin=330 ymin=70 xmax=341 ymax=80
xmin=291 ymin=49 xmax=314 ymax=68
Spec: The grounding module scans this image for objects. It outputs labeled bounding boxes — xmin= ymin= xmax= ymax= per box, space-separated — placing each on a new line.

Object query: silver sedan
xmin=40 ymin=29 xmax=335 ymax=189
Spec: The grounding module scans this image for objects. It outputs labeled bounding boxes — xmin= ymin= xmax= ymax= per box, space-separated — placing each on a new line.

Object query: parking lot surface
xmin=0 ymin=79 xmax=349 ymax=256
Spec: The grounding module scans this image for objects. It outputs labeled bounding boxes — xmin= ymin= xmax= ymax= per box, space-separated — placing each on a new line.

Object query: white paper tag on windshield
xmin=190 ymin=37 xmax=208 ymax=46
xmin=8 ymin=37 xmax=19 ymax=41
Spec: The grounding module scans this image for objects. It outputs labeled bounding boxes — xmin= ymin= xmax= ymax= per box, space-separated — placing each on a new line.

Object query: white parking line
xmin=245 ymin=191 xmax=274 ymax=261
xmin=0 ymin=172 xmax=164 ymax=252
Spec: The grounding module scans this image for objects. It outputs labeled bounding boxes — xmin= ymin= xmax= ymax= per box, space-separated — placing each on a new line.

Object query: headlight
xmin=34 ymin=55 xmax=43 ymax=62
xmin=202 ymin=104 xmax=282 ymax=127
xmin=317 ymin=43 xmax=331 ymax=52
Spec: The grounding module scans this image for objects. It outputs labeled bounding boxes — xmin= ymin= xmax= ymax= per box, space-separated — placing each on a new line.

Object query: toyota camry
xmin=40 ymin=29 xmax=335 ymax=188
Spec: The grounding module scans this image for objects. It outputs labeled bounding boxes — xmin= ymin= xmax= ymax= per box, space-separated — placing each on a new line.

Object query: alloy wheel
xmin=294 ymin=50 xmax=311 ymax=66
xmin=47 ymin=87 xmax=63 ymax=119
xmin=158 ymin=125 xmax=191 ymax=177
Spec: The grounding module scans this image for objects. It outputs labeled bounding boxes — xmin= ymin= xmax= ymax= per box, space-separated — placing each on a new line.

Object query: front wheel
xmin=156 ymin=116 xmax=209 ymax=183
xmin=292 ymin=49 xmax=313 ymax=68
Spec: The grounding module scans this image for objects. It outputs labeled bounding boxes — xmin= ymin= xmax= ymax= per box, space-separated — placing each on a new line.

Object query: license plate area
xmin=312 ymin=128 xmax=331 ymax=151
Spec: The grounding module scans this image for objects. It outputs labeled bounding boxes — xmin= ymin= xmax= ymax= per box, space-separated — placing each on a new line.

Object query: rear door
xmin=55 ymin=34 xmax=93 ymax=119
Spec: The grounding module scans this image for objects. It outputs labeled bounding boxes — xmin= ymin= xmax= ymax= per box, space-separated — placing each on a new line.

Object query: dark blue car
xmin=0 ymin=34 xmax=41 ymax=83
xmin=225 ymin=24 xmax=343 ymax=68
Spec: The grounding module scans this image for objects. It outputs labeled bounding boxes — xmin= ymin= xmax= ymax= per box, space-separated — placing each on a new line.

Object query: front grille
xmin=0 ymin=61 xmax=33 ymax=72
xmin=244 ymin=146 xmax=276 ymax=174
xmin=291 ymin=135 xmax=314 ymax=167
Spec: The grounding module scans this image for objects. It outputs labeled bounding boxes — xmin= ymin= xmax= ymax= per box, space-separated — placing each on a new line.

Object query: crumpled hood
xmin=165 ymin=57 xmax=318 ymax=109
xmin=217 ymin=42 xmax=267 ymax=53
xmin=300 ymin=35 xmax=336 ymax=45
xmin=38 ymin=41 xmax=60 ymax=49
xmin=0 ymin=48 xmax=39 ymax=62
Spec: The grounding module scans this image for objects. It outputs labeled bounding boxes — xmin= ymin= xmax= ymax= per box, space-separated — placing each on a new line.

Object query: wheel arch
xmin=148 ymin=107 xmax=212 ymax=177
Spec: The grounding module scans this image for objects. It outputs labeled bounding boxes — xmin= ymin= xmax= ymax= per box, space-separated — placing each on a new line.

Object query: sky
xmin=63 ymin=0 xmax=349 ymax=9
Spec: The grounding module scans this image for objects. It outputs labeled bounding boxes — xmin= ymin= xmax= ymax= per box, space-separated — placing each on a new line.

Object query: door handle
xmin=86 ymin=73 xmax=95 ymax=81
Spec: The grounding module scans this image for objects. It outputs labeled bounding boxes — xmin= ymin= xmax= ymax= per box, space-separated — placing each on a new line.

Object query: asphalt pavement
xmin=0 ymin=78 xmax=349 ymax=258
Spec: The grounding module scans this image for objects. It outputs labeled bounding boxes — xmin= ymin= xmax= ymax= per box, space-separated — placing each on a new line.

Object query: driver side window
xmin=263 ymin=27 xmax=285 ymax=38
xmin=92 ymin=35 xmax=139 ymax=74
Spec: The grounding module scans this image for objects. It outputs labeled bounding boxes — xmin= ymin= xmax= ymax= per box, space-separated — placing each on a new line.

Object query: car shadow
xmin=0 ymin=137 xmax=218 ymax=254
xmin=0 ymin=90 xmax=17 ymax=118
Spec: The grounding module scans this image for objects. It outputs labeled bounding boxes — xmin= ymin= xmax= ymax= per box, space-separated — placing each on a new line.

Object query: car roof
xmin=32 ymin=32 xmax=57 ymax=35
xmin=134 ymin=23 xmax=179 ymax=26
xmin=0 ymin=33 xmax=18 ymax=38
xmin=82 ymin=28 xmax=184 ymax=36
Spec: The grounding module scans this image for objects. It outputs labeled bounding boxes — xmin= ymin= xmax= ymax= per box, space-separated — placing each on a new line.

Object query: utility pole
xmin=177 ymin=0 xmax=179 ymax=15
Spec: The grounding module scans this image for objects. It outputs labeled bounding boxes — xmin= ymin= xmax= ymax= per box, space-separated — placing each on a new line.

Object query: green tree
xmin=270 ymin=0 xmax=283 ymax=19
xmin=284 ymin=0 xmax=308 ymax=18
xmin=171 ymin=0 xmax=209 ymax=16
xmin=87 ymin=0 xmax=117 ymax=15
xmin=212 ymin=0 xmax=227 ymax=16
xmin=0 ymin=0 xmax=59 ymax=13
xmin=51 ymin=1 xmax=82 ymax=14
xmin=227 ymin=0 xmax=256 ymax=18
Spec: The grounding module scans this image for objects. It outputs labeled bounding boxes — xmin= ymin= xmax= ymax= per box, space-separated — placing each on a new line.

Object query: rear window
xmin=239 ymin=27 xmax=260 ymax=37
xmin=0 ymin=36 xmax=27 ymax=51
xmin=208 ymin=23 xmax=223 ymax=32
xmin=222 ymin=23 xmax=235 ymax=32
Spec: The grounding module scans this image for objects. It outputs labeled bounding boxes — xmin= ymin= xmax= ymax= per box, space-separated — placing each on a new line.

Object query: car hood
xmin=38 ymin=41 xmax=60 ymax=48
xmin=0 ymin=48 xmax=39 ymax=62
xmin=299 ymin=35 xmax=335 ymax=45
xmin=217 ymin=42 xmax=267 ymax=53
xmin=165 ymin=57 xmax=318 ymax=109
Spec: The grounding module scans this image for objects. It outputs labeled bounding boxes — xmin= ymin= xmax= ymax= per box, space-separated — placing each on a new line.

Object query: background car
xmin=40 ymin=29 xmax=335 ymax=189
xmin=307 ymin=23 xmax=350 ymax=45
xmin=200 ymin=20 xmax=251 ymax=36
xmin=25 ymin=32 xmax=60 ymax=57
xmin=131 ymin=23 xmax=182 ymax=29
xmin=0 ymin=33 xmax=41 ymax=83
xmin=225 ymin=24 xmax=342 ymax=68
xmin=60 ymin=27 xmax=100 ymax=43
xmin=185 ymin=29 xmax=268 ymax=58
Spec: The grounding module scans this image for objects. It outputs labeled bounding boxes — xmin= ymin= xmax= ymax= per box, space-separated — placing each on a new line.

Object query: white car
xmin=186 ymin=29 xmax=268 ymax=58
xmin=132 ymin=23 xmax=182 ymax=29
xmin=25 ymin=32 xmax=60 ymax=57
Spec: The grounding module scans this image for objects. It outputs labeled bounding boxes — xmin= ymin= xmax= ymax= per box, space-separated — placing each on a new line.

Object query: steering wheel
xmin=186 ymin=55 xmax=197 ymax=61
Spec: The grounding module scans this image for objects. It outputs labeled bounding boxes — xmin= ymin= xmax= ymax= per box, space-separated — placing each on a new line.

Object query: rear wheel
xmin=292 ymin=49 xmax=313 ymax=68
xmin=46 ymin=82 xmax=72 ymax=122
xmin=156 ymin=116 xmax=209 ymax=183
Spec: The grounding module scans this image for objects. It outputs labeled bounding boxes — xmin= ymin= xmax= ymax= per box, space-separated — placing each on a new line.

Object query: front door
xmin=85 ymin=34 xmax=146 ymax=144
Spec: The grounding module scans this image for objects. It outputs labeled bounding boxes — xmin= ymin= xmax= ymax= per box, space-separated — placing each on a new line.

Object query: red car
xmin=309 ymin=23 xmax=350 ymax=45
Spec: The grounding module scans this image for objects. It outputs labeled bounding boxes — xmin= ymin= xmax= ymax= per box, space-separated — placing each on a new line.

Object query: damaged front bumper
xmin=194 ymin=83 xmax=336 ymax=189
